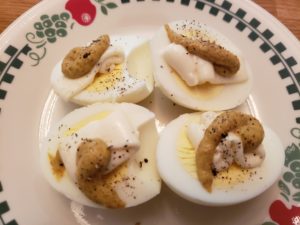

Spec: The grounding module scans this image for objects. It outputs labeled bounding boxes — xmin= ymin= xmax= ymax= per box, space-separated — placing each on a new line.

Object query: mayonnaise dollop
xmin=162 ymin=43 xmax=248 ymax=86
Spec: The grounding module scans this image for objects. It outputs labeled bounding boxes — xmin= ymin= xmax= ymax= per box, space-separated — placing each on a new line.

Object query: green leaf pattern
xmin=106 ymin=2 xmax=118 ymax=9
xmin=280 ymin=192 xmax=289 ymax=202
xmin=261 ymin=222 xmax=277 ymax=225
xmin=278 ymin=142 xmax=300 ymax=199
xmin=101 ymin=5 xmax=108 ymax=15
xmin=285 ymin=143 xmax=300 ymax=166
xmin=278 ymin=180 xmax=291 ymax=196
xmin=95 ymin=0 xmax=118 ymax=15
xmin=292 ymin=192 xmax=300 ymax=202
xmin=262 ymin=222 xmax=277 ymax=225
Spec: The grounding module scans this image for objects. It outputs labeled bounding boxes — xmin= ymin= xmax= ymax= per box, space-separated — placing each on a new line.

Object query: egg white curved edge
xmin=51 ymin=36 xmax=154 ymax=105
xmin=156 ymin=113 xmax=284 ymax=206
xmin=150 ymin=20 xmax=253 ymax=111
xmin=40 ymin=103 xmax=161 ymax=208
xmin=116 ymin=119 xmax=161 ymax=207
xmin=40 ymin=124 xmax=99 ymax=207
xmin=70 ymin=74 xmax=150 ymax=105
xmin=50 ymin=60 xmax=96 ymax=101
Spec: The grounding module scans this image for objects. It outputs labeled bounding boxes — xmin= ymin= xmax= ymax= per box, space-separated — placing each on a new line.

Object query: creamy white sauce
xmin=96 ymin=46 xmax=125 ymax=73
xmin=162 ymin=43 xmax=214 ymax=86
xmin=162 ymin=43 xmax=248 ymax=86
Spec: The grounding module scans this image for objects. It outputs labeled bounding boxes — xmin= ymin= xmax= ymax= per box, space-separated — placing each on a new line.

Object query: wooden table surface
xmin=0 ymin=0 xmax=299 ymax=39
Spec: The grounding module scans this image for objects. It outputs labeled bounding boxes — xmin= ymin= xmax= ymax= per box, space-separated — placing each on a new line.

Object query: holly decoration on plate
xmin=264 ymin=140 xmax=300 ymax=225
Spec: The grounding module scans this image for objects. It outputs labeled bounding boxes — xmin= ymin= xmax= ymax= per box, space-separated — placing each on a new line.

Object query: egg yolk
xmin=64 ymin=111 xmax=110 ymax=137
xmin=177 ymin=124 xmax=197 ymax=178
xmin=84 ymin=64 xmax=124 ymax=93
xmin=213 ymin=165 xmax=259 ymax=189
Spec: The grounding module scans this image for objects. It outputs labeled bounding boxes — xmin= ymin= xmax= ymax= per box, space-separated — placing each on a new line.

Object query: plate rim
xmin=0 ymin=1 xmax=299 ymax=224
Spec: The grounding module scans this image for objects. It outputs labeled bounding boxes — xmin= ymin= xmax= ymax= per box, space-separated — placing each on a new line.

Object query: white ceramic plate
xmin=0 ymin=0 xmax=299 ymax=224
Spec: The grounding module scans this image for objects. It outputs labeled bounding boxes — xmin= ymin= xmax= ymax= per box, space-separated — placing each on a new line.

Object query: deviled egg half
xmin=40 ymin=103 xmax=161 ymax=208
xmin=51 ymin=35 xmax=153 ymax=105
xmin=157 ymin=111 xmax=284 ymax=206
xmin=150 ymin=20 xmax=253 ymax=111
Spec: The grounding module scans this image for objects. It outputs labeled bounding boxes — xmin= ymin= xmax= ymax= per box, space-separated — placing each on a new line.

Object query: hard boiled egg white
xmin=150 ymin=20 xmax=253 ymax=111
xmin=156 ymin=112 xmax=284 ymax=206
xmin=40 ymin=103 xmax=161 ymax=208
xmin=51 ymin=36 xmax=154 ymax=105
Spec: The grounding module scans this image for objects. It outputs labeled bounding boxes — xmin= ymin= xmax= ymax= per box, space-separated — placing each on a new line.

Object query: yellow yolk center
xmin=64 ymin=111 xmax=110 ymax=137
xmin=84 ymin=64 xmax=124 ymax=93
